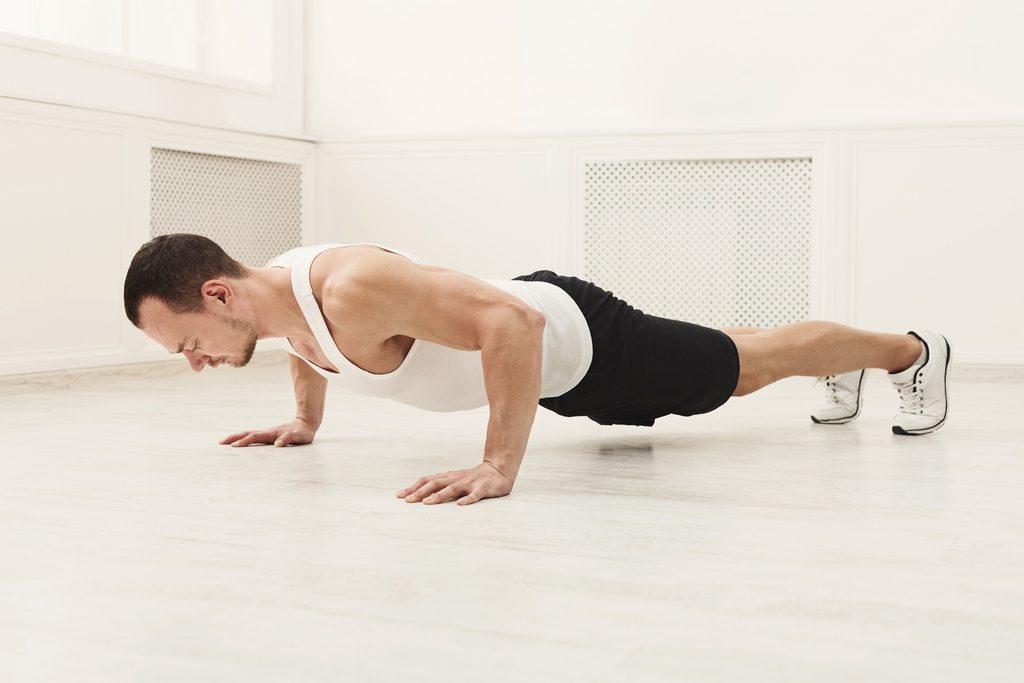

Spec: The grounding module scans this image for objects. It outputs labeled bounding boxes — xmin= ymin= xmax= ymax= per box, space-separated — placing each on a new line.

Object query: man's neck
xmin=242 ymin=267 xmax=314 ymax=343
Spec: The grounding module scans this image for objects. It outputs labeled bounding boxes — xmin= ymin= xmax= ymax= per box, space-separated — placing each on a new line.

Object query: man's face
xmin=137 ymin=288 xmax=259 ymax=372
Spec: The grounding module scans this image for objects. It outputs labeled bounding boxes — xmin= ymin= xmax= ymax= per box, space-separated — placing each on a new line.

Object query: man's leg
xmin=724 ymin=321 xmax=923 ymax=397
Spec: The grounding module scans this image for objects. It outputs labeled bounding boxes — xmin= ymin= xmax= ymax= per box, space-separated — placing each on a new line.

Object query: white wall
xmin=317 ymin=140 xmax=566 ymax=279
xmin=0 ymin=2 xmax=313 ymax=378
xmin=316 ymin=128 xmax=1024 ymax=367
xmin=0 ymin=96 xmax=316 ymax=377
xmin=3 ymin=1 xmax=1021 ymax=376
xmin=306 ymin=0 xmax=1024 ymax=140
xmin=308 ymin=1 xmax=1024 ymax=369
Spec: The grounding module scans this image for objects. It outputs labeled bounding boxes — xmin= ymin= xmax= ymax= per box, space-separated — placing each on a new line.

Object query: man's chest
xmin=288 ymin=332 xmax=415 ymax=376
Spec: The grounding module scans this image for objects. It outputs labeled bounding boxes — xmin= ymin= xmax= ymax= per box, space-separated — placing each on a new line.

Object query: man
xmin=123 ymin=234 xmax=951 ymax=507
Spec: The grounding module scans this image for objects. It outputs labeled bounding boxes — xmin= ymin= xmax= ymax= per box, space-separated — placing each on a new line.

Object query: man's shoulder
xmin=315 ymin=248 xmax=422 ymax=340
xmin=315 ymin=245 xmax=408 ymax=292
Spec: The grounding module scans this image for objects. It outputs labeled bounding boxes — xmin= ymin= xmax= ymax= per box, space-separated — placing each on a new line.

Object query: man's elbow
xmin=517 ymin=306 xmax=546 ymax=336
xmin=504 ymin=305 xmax=545 ymax=340
xmin=502 ymin=302 xmax=545 ymax=330
xmin=527 ymin=308 xmax=546 ymax=330
xmin=482 ymin=305 xmax=545 ymax=348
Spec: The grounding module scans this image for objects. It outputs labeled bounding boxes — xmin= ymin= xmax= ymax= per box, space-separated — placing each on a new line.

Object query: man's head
xmin=124 ymin=233 xmax=259 ymax=371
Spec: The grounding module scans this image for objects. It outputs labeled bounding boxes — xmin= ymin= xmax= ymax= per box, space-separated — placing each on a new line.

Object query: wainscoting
xmin=0 ymin=96 xmax=316 ymax=377
xmin=319 ymin=124 xmax=1024 ymax=369
xmin=3 ymin=108 xmax=1022 ymax=378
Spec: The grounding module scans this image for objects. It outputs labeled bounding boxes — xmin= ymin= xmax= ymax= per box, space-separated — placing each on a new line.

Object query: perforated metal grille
xmin=150 ymin=148 xmax=302 ymax=267
xmin=583 ymin=158 xmax=813 ymax=328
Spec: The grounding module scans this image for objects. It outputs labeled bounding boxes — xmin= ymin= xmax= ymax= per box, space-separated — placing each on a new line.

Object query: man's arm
xmin=290 ymin=352 xmax=328 ymax=430
xmin=322 ymin=251 xmax=546 ymax=502
xmin=219 ymin=353 xmax=328 ymax=448
xmin=479 ymin=310 xmax=545 ymax=482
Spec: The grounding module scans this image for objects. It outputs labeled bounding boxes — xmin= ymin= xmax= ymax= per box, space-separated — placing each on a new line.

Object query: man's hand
xmin=396 ymin=462 xmax=514 ymax=506
xmin=219 ymin=417 xmax=317 ymax=448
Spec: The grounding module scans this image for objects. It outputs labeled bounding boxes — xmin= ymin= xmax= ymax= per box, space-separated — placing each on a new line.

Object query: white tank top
xmin=265 ymin=243 xmax=593 ymax=412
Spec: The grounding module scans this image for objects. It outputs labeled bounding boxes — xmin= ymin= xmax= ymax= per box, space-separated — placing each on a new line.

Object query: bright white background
xmin=305 ymin=0 xmax=1024 ymax=369
xmin=1 ymin=0 xmax=1022 ymax=376
xmin=0 ymin=0 xmax=301 ymax=135
xmin=0 ymin=0 xmax=273 ymax=85
xmin=306 ymin=0 xmax=1024 ymax=139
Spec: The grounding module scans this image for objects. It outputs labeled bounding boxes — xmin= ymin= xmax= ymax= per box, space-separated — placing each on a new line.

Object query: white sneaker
xmin=811 ymin=369 xmax=867 ymax=425
xmin=888 ymin=330 xmax=951 ymax=436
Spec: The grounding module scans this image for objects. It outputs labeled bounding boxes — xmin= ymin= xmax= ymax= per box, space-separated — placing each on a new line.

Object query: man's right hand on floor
xmin=220 ymin=417 xmax=317 ymax=448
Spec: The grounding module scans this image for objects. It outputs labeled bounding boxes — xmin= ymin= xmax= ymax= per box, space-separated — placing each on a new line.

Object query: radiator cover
xmin=150 ymin=147 xmax=302 ymax=267
xmin=583 ymin=158 xmax=812 ymax=329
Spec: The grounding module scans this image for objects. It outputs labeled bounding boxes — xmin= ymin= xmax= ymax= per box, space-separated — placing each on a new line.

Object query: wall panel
xmin=0 ymin=96 xmax=315 ymax=377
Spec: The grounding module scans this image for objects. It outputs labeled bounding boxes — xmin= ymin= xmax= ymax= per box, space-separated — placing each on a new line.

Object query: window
xmin=0 ymin=0 xmax=273 ymax=86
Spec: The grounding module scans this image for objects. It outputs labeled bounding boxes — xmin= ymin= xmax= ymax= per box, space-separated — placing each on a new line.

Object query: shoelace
xmin=893 ymin=373 xmax=925 ymax=414
xmin=816 ymin=375 xmax=840 ymax=405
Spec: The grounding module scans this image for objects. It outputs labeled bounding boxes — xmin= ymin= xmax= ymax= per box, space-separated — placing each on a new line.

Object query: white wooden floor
xmin=2 ymin=355 xmax=1023 ymax=682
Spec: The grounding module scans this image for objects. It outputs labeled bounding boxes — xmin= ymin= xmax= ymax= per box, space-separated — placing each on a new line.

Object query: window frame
xmin=0 ymin=0 xmax=302 ymax=136
xmin=0 ymin=29 xmax=274 ymax=95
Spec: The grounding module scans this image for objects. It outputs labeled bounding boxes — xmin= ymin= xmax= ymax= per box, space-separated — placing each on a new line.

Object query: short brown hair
xmin=123 ymin=233 xmax=248 ymax=327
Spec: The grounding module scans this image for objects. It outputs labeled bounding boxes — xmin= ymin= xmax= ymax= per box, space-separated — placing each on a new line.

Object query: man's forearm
xmin=480 ymin=313 xmax=545 ymax=483
xmin=290 ymin=355 xmax=328 ymax=430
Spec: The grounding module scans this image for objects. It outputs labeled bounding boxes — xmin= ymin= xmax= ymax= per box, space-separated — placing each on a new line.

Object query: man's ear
xmin=202 ymin=280 xmax=232 ymax=305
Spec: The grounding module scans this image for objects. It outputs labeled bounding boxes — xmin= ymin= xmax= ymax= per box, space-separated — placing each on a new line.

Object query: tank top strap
xmin=288 ymin=245 xmax=354 ymax=374
xmin=287 ymin=243 xmax=424 ymax=379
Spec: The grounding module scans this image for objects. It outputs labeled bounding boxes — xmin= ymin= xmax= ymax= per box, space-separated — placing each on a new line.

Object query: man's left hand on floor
xmin=397 ymin=461 xmax=514 ymax=506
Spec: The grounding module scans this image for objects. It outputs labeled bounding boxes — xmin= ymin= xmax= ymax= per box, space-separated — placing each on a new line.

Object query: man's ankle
xmin=888 ymin=335 xmax=925 ymax=374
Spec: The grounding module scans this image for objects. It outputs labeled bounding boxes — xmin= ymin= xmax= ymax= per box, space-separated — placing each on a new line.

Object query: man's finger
xmin=397 ymin=475 xmax=438 ymax=497
xmin=403 ymin=481 xmax=448 ymax=501
xmin=275 ymin=433 xmax=290 ymax=447
xmin=423 ymin=484 xmax=459 ymax=504
xmin=220 ymin=432 xmax=248 ymax=444
xmin=457 ymin=492 xmax=479 ymax=506
xmin=233 ymin=432 xmax=268 ymax=447
xmin=406 ymin=481 xmax=444 ymax=501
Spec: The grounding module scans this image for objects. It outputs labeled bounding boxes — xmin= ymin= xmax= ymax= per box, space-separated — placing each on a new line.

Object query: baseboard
xmin=0 ymin=355 xmax=1020 ymax=396
xmin=0 ymin=349 xmax=290 ymax=395
xmin=949 ymin=364 xmax=1024 ymax=383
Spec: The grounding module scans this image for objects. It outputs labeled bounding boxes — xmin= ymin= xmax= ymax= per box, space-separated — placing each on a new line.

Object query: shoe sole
xmin=812 ymin=415 xmax=856 ymax=425
xmin=810 ymin=369 xmax=866 ymax=425
xmin=892 ymin=336 xmax=951 ymax=436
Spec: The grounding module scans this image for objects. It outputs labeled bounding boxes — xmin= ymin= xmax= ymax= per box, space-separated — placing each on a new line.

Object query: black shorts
xmin=512 ymin=270 xmax=740 ymax=427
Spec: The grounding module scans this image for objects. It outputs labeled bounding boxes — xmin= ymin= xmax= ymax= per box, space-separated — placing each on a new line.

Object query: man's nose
xmin=184 ymin=351 xmax=208 ymax=372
